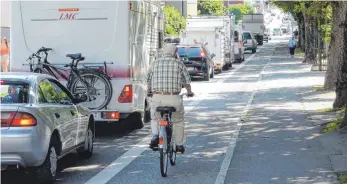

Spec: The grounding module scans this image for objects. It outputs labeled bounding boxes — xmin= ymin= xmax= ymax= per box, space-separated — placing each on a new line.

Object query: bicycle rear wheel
xmin=70 ymin=69 xmax=112 ymax=110
xmin=160 ymin=131 xmax=168 ymax=177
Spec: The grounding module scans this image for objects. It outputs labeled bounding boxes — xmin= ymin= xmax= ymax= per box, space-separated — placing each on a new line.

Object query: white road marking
xmin=84 ymin=52 xmax=259 ymax=184
xmin=214 ymin=58 xmax=270 ymax=184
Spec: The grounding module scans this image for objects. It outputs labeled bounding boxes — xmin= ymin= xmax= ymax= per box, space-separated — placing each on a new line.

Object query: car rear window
xmin=0 ymin=80 xmax=29 ymax=104
xmin=177 ymin=47 xmax=202 ymax=58
xmin=243 ymin=32 xmax=252 ymax=39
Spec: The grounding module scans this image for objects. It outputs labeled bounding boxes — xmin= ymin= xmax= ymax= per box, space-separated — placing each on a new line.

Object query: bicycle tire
xmin=160 ymin=131 xmax=168 ymax=177
xmin=70 ymin=69 xmax=113 ymax=110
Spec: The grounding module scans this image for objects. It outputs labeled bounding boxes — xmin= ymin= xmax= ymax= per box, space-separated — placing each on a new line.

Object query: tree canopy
xmin=197 ymin=0 xmax=225 ymax=16
xmin=164 ymin=5 xmax=186 ymax=36
xmin=228 ymin=3 xmax=255 ymax=23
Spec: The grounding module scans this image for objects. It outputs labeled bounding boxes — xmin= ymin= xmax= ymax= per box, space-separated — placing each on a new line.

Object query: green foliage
xmin=197 ymin=0 xmax=225 ymax=16
xmin=322 ymin=117 xmax=344 ymax=133
xmin=164 ymin=5 xmax=186 ymax=36
xmin=228 ymin=3 xmax=254 ymax=23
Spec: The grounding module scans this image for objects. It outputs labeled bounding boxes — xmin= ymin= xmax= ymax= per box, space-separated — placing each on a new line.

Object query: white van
xmin=232 ymin=26 xmax=245 ymax=62
xmin=11 ymin=1 xmax=165 ymax=128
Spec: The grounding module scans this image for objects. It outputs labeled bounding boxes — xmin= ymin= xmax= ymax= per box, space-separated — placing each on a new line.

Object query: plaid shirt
xmin=146 ymin=56 xmax=191 ymax=93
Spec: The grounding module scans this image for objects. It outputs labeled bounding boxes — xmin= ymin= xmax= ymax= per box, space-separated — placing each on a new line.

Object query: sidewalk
xmin=225 ymin=45 xmax=340 ymax=184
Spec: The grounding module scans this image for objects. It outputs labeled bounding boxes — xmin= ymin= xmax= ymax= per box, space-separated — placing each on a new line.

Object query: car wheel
xmin=204 ymin=68 xmax=210 ymax=81
xmin=77 ymin=123 xmax=94 ymax=159
xmin=222 ymin=63 xmax=230 ymax=71
xmin=252 ymin=49 xmax=256 ymax=53
xmin=210 ymin=67 xmax=214 ymax=78
xmin=129 ymin=112 xmax=144 ymax=130
xmin=242 ymin=54 xmax=245 ymax=62
xmin=34 ymin=139 xmax=58 ymax=184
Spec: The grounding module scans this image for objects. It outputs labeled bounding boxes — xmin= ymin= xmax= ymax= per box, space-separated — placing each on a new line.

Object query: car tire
xmin=242 ymin=54 xmax=245 ymax=62
xmin=210 ymin=67 xmax=214 ymax=78
xmin=144 ymin=101 xmax=151 ymax=123
xmin=34 ymin=137 xmax=59 ymax=184
xmin=129 ymin=112 xmax=144 ymax=130
xmin=222 ymin=64 xmax=230 ymax=71
xmin=204 ymin=68 xmax=210 ymax=81
xmin=77 ymin=122 xmax=94 ymax=159
xmin=252 ymin=49 xmax=256 ymax=53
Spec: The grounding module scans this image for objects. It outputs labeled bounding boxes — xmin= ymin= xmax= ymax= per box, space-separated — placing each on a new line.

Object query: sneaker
xmin=149 ymin=135 xmax=159 ymax=151
xmin=176 ymin=145 xmax=185 ymax=154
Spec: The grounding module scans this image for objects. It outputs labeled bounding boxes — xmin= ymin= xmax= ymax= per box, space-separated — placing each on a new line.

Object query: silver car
xmin=1 ymin=72 xmax=94 ymax=183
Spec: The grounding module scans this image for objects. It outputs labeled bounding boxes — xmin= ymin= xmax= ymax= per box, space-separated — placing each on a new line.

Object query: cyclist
xmin=146 ymin=43 xmax=194 ymax=154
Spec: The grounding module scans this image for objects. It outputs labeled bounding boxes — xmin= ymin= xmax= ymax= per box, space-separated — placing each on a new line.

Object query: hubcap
xmin=50 ymin=147 xmax=57 ymax=176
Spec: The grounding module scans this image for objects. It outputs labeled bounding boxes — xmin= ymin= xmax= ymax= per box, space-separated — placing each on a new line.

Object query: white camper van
xmin=11 ymin=1 xmax=165 ymax=128
xmin=181 ymin=16 xmax=233 ymax=73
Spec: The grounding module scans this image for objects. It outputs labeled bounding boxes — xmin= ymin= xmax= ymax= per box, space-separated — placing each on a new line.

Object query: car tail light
xmin=101 ymin=112 xmax=120 ymax=119
xmin=1 ymin=112 xmax=37 ymax=127
xmin=1 ymin=112 xmax=16 ymax=127
xmin=0 ymin=80 xmax=5 ymax=85
xmin=238 ymin=40 xmax=242 ymax=47
xmin=118 ymin=85 xmax=132 ymax=103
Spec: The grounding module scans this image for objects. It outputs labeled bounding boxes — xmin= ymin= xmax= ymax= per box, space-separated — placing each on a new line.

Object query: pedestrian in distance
xmin=1 ymin=37 xmax=10 ymax=72
xmin=288 ymin=36 xmax=296 ymax=58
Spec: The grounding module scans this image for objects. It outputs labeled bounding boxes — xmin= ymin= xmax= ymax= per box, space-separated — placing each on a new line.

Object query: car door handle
xmin=55 ymin=113 xmax=60 ymax=118
xmin=70 ymin=110 xmax=77 ymax=116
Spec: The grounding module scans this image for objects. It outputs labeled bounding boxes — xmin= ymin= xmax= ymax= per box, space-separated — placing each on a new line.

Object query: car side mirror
xmin=74 ymin=93 xmax=88 ymax=103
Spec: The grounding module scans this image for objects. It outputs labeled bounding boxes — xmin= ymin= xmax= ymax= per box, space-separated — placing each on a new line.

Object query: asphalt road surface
xmin=2 ymin=37 xmax=338 ymax=184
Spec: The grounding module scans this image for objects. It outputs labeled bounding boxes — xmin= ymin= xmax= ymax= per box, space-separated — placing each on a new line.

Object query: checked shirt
xmin=146 ymin=56 xmax=191 ymax=93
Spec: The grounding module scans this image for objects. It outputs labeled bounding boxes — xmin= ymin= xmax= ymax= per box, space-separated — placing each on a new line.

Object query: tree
xmin=164 ymin=5 xmax=186 ymax=36
xmin=197 ymin=0 xmax=225 ymax=16
xmin=324 ymin=2 xmax=347 ymax=90
xmin=228 ymin=3 xmax=254 ymax=23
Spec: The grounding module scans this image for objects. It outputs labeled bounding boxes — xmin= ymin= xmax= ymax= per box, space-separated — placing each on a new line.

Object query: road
xmin=2 ymin=38 xmax=338 ymax=184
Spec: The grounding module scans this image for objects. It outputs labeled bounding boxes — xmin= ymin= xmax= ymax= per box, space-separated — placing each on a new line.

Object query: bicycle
xmin=26 ymin=47 xmax=113 ymax=110
xmin=149 ymin=92 xmax=193 ymax=177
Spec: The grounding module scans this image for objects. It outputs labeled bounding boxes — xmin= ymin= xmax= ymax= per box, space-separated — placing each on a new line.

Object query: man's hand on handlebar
xmin=187 ymin=91 xmax=194 ymax=97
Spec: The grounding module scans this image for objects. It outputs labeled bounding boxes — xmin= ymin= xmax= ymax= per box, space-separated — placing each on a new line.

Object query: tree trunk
xmin=340 ymin=10 xmax=347 ymax=128
xmin=333 ymin=2 xmax=347 ymax=109
xmin=324 ymin=2 xmax=347 ymax=90
xmin=302 ymin=13 xmax=317 ymax=64
xmin=297 ymin=13 xmax=305 ymax=50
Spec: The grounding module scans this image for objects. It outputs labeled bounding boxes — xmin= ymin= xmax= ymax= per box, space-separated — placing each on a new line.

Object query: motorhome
xmin=11 ymin=1 xmax=165 ymax=128
xmin=181 ymin=16 xmax=234 ymax=72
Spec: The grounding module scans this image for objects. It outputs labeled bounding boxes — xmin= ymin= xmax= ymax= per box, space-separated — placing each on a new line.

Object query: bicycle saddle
xmin=66 ymin=53 xmax=82 ymax=60
xmin=156 ymin=106 xmax=176 ymax=112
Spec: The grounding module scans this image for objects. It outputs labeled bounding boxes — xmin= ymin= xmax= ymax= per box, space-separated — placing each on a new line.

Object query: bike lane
xmin=100 ymin=45 xmax=275 ymax=184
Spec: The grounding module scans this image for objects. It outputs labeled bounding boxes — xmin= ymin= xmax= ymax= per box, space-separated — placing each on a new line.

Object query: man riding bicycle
xmin=146 ymin=43 xmax=194 ymax=154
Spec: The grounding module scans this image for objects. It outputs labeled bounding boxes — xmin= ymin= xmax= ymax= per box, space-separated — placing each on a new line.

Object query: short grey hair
xmin=162 ymin=43 xmax=178 ymax=57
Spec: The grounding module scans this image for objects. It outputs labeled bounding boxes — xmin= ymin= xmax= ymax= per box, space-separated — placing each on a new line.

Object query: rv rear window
xmin=177 ymin=47 xmax=201 ymax=58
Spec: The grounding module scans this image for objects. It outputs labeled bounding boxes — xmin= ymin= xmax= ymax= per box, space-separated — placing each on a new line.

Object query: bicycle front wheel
xmin=159 ymin=131 xmax=169 ymax=177
xmin=70 ymin=69 xmax=113 ymax=110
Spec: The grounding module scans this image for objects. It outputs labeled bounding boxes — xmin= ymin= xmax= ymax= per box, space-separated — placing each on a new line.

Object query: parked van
xmin=11 ymin=1 xmax=165 ymax=129
xmin=232 ymin=26 xmax=245 ymax=62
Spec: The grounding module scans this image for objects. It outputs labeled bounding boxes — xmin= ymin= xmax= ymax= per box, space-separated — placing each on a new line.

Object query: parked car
xmin=273 ymin=28 xmax=283 ymax=36
xmin=243 ymin=31 xmax=257 ymax=53
xmin=177 ymin=44 xmax=215 ymax=81
xmin=1 ymin=72 xmax=94 ymax=183
xmin=233 ymin=28 xmax=245 ymax=63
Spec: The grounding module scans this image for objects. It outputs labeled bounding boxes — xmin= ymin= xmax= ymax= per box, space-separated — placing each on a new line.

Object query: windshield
xmin=0 ymin=80 xmax=29 ymax=104
xmin=177 ymin=47 xmax=202 ymax=58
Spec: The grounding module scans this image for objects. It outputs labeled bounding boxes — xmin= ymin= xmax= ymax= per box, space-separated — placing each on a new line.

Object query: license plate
xmin=187 ymin=67 xmax=195 ymax=71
